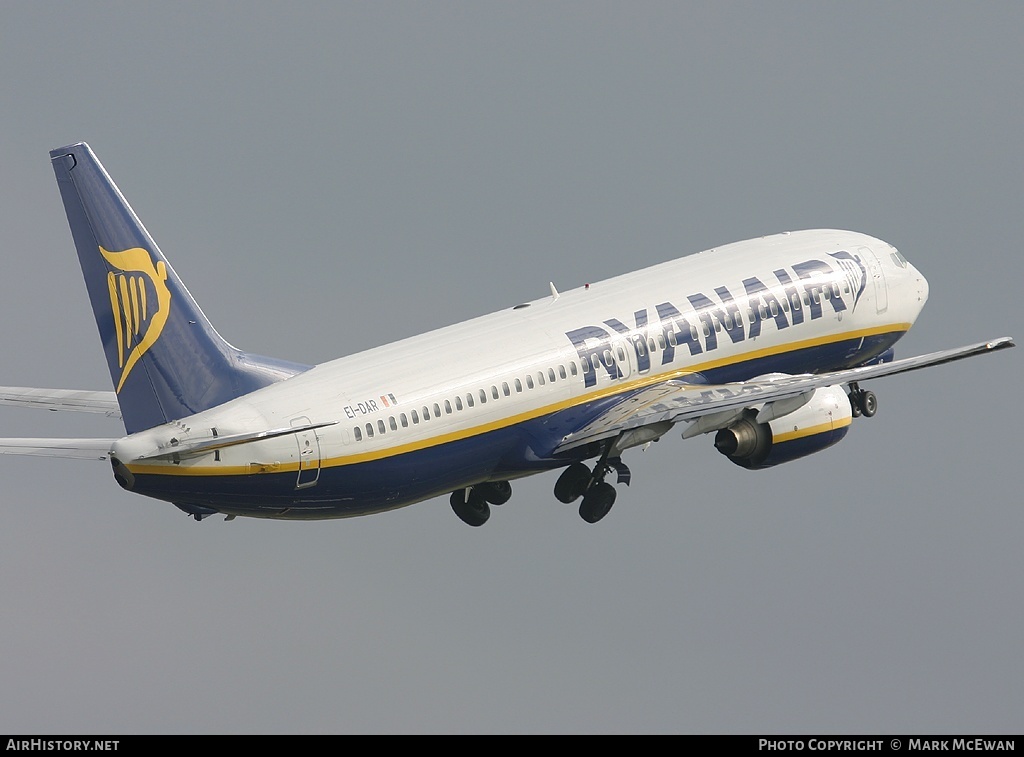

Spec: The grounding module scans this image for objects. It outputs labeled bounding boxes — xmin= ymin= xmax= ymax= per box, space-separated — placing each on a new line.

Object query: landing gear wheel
xmin=579 ymin=482 xmax=616 ymax=524
xmin=554 ymin=462 xmax=592 ymax=504
xmin=450 ymin=489 xmax=490 ymax=526
xmin=860 ymin=390 xmax=877 ymax=418
xmin=479 ymin=480 xmax=512 ymax=505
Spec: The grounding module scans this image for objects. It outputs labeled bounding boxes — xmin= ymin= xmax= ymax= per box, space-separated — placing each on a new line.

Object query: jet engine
xmin=714 ymin=385 xmax=853 ymax=469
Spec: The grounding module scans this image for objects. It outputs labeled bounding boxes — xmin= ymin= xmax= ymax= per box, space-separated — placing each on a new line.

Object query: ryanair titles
xmin=566 ymin=253 xmax=867 ymax=388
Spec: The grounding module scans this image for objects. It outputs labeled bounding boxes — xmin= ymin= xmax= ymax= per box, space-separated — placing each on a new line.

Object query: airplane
xmin=0 ymin=142 xmax=1014 ymax=525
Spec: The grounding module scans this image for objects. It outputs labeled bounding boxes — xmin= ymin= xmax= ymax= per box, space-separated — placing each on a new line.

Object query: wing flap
xmin=555 ymin=337 xmax=1014 ymax=453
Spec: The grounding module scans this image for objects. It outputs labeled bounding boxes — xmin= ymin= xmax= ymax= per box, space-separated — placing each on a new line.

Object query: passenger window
xmin=354 ymin=426 xmax=362 ymax=441
xmin=433 ymin=403 xmax=441 ymax=417
xmin=661 ymin=334 xmax=670 ymax=349
xmin=548 ymin=368 xmax=556 ymax=382
xmin=455 ymin=396 xmax=463 ymax=411
xmin=400 ymin=413 xmax=408 ymax=427
xmin=769 ymin=301 xmax=778 ymax=317
xmin=502 ymin=382 xmax=510 ymax=396
xmin=491 ymin=386 xmax=499 ymax=400
xmin=378 ymin=419 xmax=386 ymax=435
xmin=649 ymin=337 xmax=657 ymax=352
xmin=581 ymin=356 xmax=591 ymax=373
xmin=558 ymin=365 xmax=566 ymax=379
xmin=569 ymin=362 xmax=577 ymax=376
xmin=602 ymin=350 xmax=612 ymax=367
xmin=526 ymin=375 xmax=534 ymax=389
xmin=365 ymin=423 xmax=374 ymax=438
xmin=411 ymin=410 xmax=419 ymax=424
xmin=389 ymin=416 xmax=397 ymax=431
xmin=514 ymin=378 xmax=523 ymax=392
xmin=637 ymin=341 xmax=646 ymax=356
xmin=702 ymin=322 xmax=711 ymax=337
xmin=467 ymin=393 xmax=475 ymax=407
xmin=444 ymin=399 xmax=452 ymax=414
xmin=537 ymin=371 xmax=546 ymax=386
xmin=479 ymin=389 xmax=487 ymax=404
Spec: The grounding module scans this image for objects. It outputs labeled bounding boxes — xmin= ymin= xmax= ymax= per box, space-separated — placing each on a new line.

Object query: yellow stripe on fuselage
xmin=125 ymin=323 xmax=906 ymax=477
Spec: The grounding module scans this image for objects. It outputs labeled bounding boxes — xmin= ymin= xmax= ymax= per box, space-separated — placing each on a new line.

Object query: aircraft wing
xmin=555 ymin=337 xmax=1014 ymax=454
xmin=0 ymin=438 xmax=116 ymax=459
xmin=0 ymin=387 xmax=121 ymax=417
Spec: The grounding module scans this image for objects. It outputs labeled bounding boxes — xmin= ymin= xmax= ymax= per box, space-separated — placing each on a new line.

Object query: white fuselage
xmin=110 ymin=229 xmax=928 ymax=518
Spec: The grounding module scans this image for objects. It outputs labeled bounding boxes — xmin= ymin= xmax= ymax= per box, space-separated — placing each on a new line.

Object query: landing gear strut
xmin=848 ymin=382 xmax=877 ymax=418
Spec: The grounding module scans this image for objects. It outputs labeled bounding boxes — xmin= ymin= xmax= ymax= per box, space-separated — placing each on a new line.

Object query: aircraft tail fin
xmin=49 ymin=142 xmax=309 ymax=434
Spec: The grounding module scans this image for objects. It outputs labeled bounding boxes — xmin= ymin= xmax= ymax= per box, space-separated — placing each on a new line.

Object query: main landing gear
xmin=449 ymin=480 xmax=512 ymax=527
xmin=848 ymin=382 xmax=877 ymax=418
xmin=449 ymin=448 xmax=631 ymax=527
xmin=553 ymin=446 xmax=631 ymax=524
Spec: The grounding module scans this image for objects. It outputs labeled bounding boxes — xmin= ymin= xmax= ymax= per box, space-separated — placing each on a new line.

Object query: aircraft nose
xmin=915 ymin=264 xmax=929 ymax=304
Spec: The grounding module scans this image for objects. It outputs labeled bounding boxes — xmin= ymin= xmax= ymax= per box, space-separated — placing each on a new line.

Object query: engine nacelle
xmin=714 ymin=385 xmax=853 ymax=469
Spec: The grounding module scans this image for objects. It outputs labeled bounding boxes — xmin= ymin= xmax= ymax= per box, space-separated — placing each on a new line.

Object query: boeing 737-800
xmin=0 ymin=143 xmax=1013 ymax=525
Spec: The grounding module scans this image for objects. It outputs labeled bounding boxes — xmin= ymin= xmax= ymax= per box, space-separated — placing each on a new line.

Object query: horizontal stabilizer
xmin=0 ymin=438 xmax=115 ymax=459
xmin=134 ymin=420 xmax=338 ymax=461
xmin=0 ymin=387 xmax=121 ymax=417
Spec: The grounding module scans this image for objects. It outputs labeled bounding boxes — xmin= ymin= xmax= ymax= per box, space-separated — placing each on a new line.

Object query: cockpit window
xmin=890 ymin=251 xmax=908 ymax=268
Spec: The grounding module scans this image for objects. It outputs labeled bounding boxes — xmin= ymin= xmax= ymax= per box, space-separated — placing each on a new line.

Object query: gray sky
xmin=1 ymin=1 xmax=1021 ymax=734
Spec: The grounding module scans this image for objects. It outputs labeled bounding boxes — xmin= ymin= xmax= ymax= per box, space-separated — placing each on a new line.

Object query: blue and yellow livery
xmin=0 ymin=143 xmax=1013 ymax=526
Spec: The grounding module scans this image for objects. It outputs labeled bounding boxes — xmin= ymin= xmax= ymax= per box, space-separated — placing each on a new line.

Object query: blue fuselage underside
xmin=126 ymin=331 xmax=899 ymax=519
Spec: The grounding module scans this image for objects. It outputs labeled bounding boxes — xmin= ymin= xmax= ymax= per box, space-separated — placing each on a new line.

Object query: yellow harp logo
xmin=100 ymin=246 xmax=172 ymax=393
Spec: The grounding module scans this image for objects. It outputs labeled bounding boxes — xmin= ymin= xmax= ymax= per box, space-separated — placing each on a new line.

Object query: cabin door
xmin=292 ymin=416 xmax=322 ymax=489
xmin=859 ymin=246 xmax=889 ymax=314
